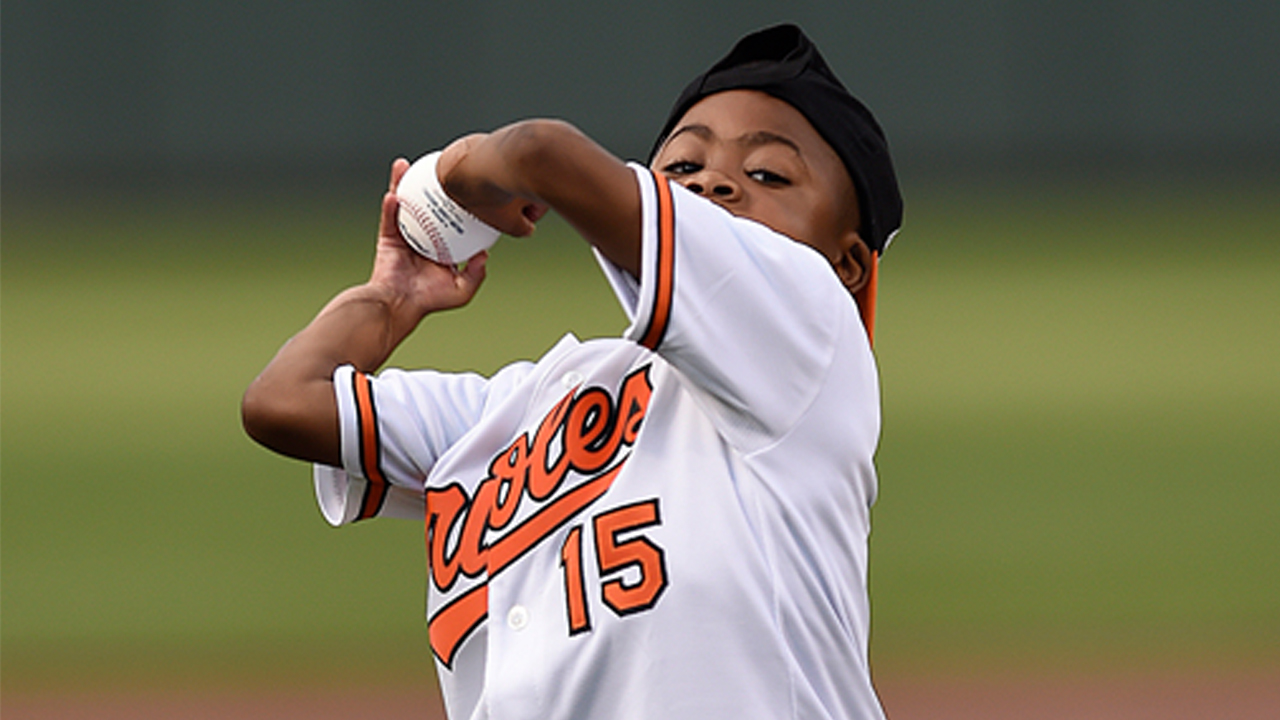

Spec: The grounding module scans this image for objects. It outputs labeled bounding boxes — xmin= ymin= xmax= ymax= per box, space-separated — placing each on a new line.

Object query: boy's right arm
xmin=241 ymin=159 xmax=490 ymax=467
xmin=244 ymin=119 xmax=640 ymax=467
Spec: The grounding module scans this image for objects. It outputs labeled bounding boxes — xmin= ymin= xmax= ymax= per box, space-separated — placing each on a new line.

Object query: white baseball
xmin=395 ymin=151 xmax=501 ymax=265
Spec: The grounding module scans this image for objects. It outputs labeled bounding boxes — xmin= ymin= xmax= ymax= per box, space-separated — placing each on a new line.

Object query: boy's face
xmin=651 ymin=90 xmax=864 ymax=270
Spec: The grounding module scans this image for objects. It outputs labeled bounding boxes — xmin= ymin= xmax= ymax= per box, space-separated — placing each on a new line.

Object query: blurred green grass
xmin=2 ymin=179 xmax=1277 ymax=691
xmin=869 ymin=180 xmax=1280 ymax=672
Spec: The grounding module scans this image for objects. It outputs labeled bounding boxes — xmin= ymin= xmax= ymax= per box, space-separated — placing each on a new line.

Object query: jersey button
xmin=562 ymin=371 xmax=584 ymax=389
xmin=507 ymin=605 xmax=529 ymax=631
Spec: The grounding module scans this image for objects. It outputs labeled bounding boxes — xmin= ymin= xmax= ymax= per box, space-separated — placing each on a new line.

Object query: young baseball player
xmin=243 ymin=23 xmax=902 ymax=720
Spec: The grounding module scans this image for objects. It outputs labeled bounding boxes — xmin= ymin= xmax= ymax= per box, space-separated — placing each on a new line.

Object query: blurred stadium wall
xmin=3 ymin=1 xmax=1278 ymax=192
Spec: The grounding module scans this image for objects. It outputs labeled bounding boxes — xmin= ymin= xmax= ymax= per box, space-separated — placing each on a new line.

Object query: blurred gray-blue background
xmin=6 ymin=1 xmax=1278 ymax=191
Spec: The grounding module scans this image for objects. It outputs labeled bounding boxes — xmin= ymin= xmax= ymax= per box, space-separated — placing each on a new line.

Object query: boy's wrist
xmin=363 ymin=279 xmax=432 ymax=330
xmin=329 ymin=282 xmax=401 ymax=318
xmin=317 ymin=284 xmax=423 ymax=368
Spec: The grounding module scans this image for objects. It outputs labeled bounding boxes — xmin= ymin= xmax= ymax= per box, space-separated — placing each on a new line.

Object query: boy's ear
xmin=833 ymin=232 xmax=873 ymax=295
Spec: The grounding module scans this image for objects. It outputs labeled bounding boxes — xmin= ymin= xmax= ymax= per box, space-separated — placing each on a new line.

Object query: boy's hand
xmin=369 ymin=158 xmax=489 ymax=321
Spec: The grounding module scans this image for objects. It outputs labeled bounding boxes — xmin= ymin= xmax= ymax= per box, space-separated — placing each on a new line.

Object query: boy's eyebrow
xmin=667 ymin=124 xmax=802 ymax=156
xmin=739 ymin=130 xmax=801 ymax=155
xmin=666 ymin=123 xmax=715 ymax=144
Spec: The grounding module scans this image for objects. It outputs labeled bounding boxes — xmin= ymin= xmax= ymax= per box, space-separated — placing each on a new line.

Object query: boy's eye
xmin=747 ymin=168 xmax=791 ymax=185
xmin=663 ymin=160 xmax=702 ymax=175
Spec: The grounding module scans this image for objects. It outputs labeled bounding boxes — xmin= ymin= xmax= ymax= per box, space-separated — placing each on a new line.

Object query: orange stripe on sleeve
xmin=351 ymin=371 xmax=389 ymax=520
xmin=638 ymin=170 xmax=676 ymax=351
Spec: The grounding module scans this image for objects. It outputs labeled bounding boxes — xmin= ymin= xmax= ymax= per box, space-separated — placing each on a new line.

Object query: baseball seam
xmin=399 ymin=196 xmax=455 ymax=266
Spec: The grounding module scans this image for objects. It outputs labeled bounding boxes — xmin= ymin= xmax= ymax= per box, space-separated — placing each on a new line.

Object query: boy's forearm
xmin=309 ymin=283 xmax=427 ymax=371
xmin=242 ymin=283 xmax=417 ymax=466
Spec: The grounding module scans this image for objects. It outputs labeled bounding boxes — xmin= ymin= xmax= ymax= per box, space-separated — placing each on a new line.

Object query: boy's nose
xmin=681 ymin=170 xmax=741 ymax=202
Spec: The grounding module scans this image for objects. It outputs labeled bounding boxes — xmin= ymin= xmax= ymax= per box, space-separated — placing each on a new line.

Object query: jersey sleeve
xmin=596 ymin=164 xmax=866 ymax=450
xmin=313 ymin=360 xmax=534 ymax=526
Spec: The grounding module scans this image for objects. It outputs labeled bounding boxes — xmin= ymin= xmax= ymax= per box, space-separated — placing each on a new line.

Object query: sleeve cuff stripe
xmin=638 ymin=170 xmax=675 ymax=351
xmin=351 ymin=370 xmax=390 ymax=520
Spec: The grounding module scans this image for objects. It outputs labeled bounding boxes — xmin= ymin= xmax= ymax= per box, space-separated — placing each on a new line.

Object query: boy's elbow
xmin=240 ymin=380 xmax=285 ymax=451
xmin=240 ymin=377 xmax=342 ymax=466
xmin=240 ymin=379 xmax=305 ymax=454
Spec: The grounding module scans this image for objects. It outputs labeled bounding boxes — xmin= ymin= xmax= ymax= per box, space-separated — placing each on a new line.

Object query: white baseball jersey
xmin=314 ymin=164 xmax=886 ymax=720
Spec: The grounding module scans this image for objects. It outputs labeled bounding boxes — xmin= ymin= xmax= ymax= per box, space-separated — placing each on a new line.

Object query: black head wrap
xmin=650 ymin=24 xmax=903 ymax=254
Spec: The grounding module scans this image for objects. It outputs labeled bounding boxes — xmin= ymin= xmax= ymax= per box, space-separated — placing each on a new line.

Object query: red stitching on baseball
xmin=399 ymin=196 xmax=455 ymax=265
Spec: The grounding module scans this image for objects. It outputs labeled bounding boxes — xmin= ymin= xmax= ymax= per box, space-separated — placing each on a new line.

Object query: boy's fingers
xmin=460 ymin=251 xmax=489 ymax=287
xmin=525 ymin=202 xmax=550 ymax=225
xmin=498 ymin=217 xmax=534 ymax=238
xmin=378 ymin=191 xmax=401 ymax=239
xmin=389 ymin=158 xmax=411 ymax=192
xmin=485 ymin=203 xmax=541 ymax=238
xmin=379 ymin=158 xmax=411 ymax=241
